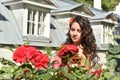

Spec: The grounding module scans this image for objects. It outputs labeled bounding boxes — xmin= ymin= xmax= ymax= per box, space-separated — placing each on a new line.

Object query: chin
xmin=73 ymin=41 xmax=78 ymax=44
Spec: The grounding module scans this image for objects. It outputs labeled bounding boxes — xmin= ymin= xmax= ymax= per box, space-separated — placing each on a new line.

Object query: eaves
xmin=3 ymin=0 xmax=57 ymax=9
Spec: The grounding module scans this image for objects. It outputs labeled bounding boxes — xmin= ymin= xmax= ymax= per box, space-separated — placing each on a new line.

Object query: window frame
xmin=27 ymin=9 xmax=46 ymax=36
xmin=103 ymin=25 xmax=113 ymax=44
xmin=23 ymin=5 xmax=50 ymax=39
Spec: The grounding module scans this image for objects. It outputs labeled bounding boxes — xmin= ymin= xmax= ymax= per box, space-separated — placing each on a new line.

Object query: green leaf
xmin=0 ymin=58 xmax=16 ymax=66
xmin=41 ymin=73 xmax=52 ymax=80
xmin=108 ymin=44 xmax=120 ymax=55
xmin=84 ymin=73 xmax=92 ymax=79
xmin=108 ymin=75 xmax=120 ymax=80
xmin=1 ymin=66 xmax=14 ymax=73
xmin=0 ymin=73 xmax=12 ymax=79
xmin=71 ymin=71 xmax=81 ymax=79
xmin=63 ymin=73 xmax=77 ymax=80
xmin=109 ymin=59 xmax=117 ymax=68
xmin=12 ymin=67 xmax=26 ymax=79
xmin=61 ymin=66 xmax=69 ymax=74
xmin=103 ymin=71 xmax=112 ymax=79
xmin=114 ymin=55 xmax=120 ymax=58
xmin=5 ymin=46 xmax=14 ymax=52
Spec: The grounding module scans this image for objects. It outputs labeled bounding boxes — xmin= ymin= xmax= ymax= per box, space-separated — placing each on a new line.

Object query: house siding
xmin=58 ymin=18 xmax=69 ymax=34
xmin=53 ymin=15 xmax=70 ymax=34
xmin=9 ymin=4 xmax=25 ymax=34
xmin=91 ymin=23 xmax=103 ymax=45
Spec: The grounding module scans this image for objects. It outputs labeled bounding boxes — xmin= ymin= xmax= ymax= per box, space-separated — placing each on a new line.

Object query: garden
xmin=0 ymin=43 xmax=120 ymax=80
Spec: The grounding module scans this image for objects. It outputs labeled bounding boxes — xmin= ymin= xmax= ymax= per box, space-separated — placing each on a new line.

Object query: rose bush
xmin=0 ymin=44 xmax=108 ymax=80
xmin=13 ymin=45 xmax=50 ymax=69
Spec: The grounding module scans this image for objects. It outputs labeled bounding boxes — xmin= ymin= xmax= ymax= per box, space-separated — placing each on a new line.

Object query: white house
xmin=0 ymin=0 xmax=119 ymax=67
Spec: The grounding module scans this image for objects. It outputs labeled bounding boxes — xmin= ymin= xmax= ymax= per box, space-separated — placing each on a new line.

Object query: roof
xmin=51 ymin=0 xmax=117 ymax=22
xmin=88 ymin=6 xmax=118 ymax=21
xmin=51 ymin=4 xmax=82 ymax=13
xmin=0 ymin=2 xmax=23 ymax=45
xmin=51 ymin=0 xmax=81 ymax=13
xmin=51 ymin=0 xmax=93 ymax=16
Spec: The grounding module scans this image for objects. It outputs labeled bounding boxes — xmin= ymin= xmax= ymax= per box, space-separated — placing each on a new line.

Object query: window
xmin=103 ymin=25 xmax=113 ymax=44
xmin=27 ymin=9 xmax=46 ymax=36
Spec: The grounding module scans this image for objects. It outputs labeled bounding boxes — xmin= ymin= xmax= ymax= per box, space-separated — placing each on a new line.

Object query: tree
xmin=102 ymin=0 xmax=119 ymax=11
xmin=73 ymin=0 xmax=120 ymax=11
xmin=73 ymin=0 xmax=93 ymax=6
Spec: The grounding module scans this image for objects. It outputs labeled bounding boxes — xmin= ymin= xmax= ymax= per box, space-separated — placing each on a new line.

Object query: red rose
xmin=58 ymin=44 xmax=78 ymax=56
xmin=57 ymin=44 xmax=79 ymax=65
xmin=91 ymin=71 xmax=96 ymax=76
xmin=58 ymin=47 xmax=68 ymax=56
xmin=13 ymin=46 xmax=27 ymax=63
xmin=91 ymin=69 xmax=103 ymax=78
xmin=66 ymin=44 xmax=78 ymax=52
xmin=25 ymin=46 xmax=38 ymax=63
xmin=97 ymin=69 xmax=102 ymax=78
xmin=13 ymin=45 xmax=38 ymax=64
xmin=34 ymin=51 xmax=50 ymax=69
xmin=28 ymin=51 xmax=39 ymax=64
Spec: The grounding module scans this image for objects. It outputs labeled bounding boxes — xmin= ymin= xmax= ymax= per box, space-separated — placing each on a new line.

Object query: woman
xmin=59 ymin=15 xmax=99 ymax=70
xmin=53 ymin=16 xmax=103 ymax=79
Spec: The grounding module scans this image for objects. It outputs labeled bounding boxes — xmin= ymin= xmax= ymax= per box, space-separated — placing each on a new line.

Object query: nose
xmin=73 ymin=31 xmax=77 ymax=35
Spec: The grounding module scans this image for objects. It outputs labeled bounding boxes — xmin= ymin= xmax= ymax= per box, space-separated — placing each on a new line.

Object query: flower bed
xmin=0 ymin=45 xmax=108 ymax=80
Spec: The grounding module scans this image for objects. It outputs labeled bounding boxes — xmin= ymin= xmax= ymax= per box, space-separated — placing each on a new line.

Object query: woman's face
xmin=70 ymin=22 xmax=82 ymax=45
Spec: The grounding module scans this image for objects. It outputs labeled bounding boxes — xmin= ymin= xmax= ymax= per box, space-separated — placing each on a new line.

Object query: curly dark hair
xmin=64 ymin=15 xmax=98 ymax=61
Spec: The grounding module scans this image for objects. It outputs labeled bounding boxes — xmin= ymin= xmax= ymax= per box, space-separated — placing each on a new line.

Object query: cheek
xmin=78 ymin=33 xmax=81 ymax=39
xmin=78 ymin=33 xmax=81 ymax=36
xmin=76 ymin=33 xmax=82 ymax=43
xmin=69 ymin=31 xmax=73 ymax=36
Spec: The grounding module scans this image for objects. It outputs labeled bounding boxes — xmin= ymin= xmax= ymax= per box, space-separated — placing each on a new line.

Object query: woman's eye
xmin=70 ymin=28 xmax=75 ymax=31
xmin=77 ymin=30 xmax=81 ymax=33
